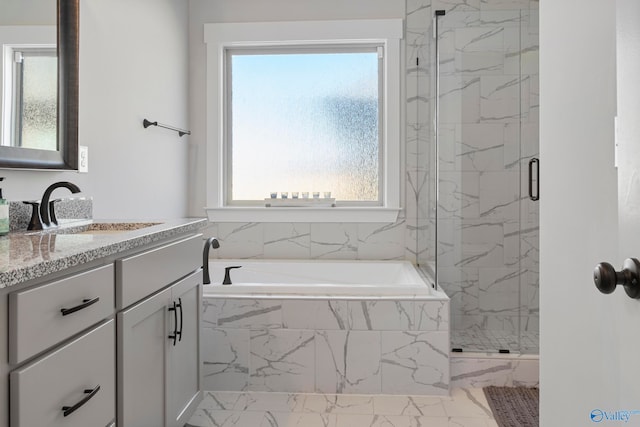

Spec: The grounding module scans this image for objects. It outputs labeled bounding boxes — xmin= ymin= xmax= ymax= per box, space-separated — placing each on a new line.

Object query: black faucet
xmin=223 ymin=266 xmax=242 ymax=285
xmin=202 ymin=237 xmax=220 ymax=284
xmin=40 ymin=182 xmax=81 ymax=227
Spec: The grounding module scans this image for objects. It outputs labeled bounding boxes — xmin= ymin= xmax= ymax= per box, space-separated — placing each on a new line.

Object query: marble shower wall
xmin=202 ymin=297 xmax=450 ymax=395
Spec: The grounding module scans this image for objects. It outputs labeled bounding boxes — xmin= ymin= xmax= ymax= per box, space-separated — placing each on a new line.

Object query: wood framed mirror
xmin=0 ymin=0 xmax=78 ymax=170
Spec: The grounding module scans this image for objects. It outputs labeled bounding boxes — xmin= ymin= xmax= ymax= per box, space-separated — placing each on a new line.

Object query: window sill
xmin=205 ymin=207 xmax=401 ymax=223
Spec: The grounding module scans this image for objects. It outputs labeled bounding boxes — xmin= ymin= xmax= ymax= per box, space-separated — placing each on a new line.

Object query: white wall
xmin=540 ymin=0 xmax=619 ymax=424
xmin=0 ymin=0 xmax=190 ymax=220
xmin=0 ymin=0 xmax=55 ymax=25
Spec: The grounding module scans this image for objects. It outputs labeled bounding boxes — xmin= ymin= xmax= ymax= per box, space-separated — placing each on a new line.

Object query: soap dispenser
xmin=0 ymin=178 xmax=7 ymax=235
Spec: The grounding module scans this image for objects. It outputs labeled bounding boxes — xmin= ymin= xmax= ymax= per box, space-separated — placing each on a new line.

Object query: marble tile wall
xmin=201 ymin=297 xmax=450 ymax=395
xmin=202 ymin=221 xmax=409 ymax=261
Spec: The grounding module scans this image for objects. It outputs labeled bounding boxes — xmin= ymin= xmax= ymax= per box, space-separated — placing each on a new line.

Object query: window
xmin=2 ymin=46 xmax=57 ymax=150
xmin=228 ymin=47 xmax=382 ymax=204
xmin=205 ymin=20 xmax=403 ymax=222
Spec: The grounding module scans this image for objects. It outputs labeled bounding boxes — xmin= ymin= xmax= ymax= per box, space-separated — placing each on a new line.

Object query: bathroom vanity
xmin=0 ymin=217 xmax=207 ymax=427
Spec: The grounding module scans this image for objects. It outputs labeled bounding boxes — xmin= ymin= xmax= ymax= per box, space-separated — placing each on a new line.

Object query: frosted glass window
xmin=8 ymin=49 xmax=57 ymax=150
xmin=19 ymin=53 xmax=57 ymax=150
xmin=227 ymin=49 xmax=381 ymax=203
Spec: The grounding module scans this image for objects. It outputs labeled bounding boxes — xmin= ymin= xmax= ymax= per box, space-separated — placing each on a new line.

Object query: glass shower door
xmin=518 ymin=7 xmax=540 ymax=354
xmin=433 ymin=8 xmax=535 ymax=353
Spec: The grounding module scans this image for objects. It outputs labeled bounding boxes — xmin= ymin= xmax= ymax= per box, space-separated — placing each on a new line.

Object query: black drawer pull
xmin=60 ymin=297 xmax=100 ymax=316
xmin=177 ymin=298 xmax=183 ymax=342
xmin=168 ymin=301 xmax=178 ymax=346
xmin=62 ymin=385 xmax=100 ymax=417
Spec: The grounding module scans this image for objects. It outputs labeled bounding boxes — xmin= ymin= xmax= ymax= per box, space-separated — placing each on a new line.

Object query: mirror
xmin=0 ymin=0 xmax=78 ymax=170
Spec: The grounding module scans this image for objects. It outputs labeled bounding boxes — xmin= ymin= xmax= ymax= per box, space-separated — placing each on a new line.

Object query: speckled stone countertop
xmin=0 ymin=218 xmax=207 ymax=289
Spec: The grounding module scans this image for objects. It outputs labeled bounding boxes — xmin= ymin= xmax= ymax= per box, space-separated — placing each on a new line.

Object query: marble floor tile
xmin=261 ymin=412 xmax=336 ymax=427
xmin=186 ymin=409 xmax=265 ymax=427
xmin=187 ymin=389 xmax=502 ymax=427
xmin=373 ymin=395 xmax=447 ymax=417
xmin=303 ymin=393 xmax=375 ymax=414
xmin=442 ymin=388 xmax=494 ymax=418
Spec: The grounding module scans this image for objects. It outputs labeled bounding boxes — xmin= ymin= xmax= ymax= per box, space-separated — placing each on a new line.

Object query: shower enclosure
xmin=410 ymin=1 xmax=539 ymax=354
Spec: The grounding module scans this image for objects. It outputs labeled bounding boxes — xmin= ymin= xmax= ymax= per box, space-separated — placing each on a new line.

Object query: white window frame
xmin=204 ymin=19 xmax=403 ymax=223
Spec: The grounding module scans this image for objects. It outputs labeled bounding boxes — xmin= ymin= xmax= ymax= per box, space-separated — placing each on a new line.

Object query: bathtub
xmin=201 ymin=260 xmax=450 ymax=396
xmin=203 ymin=259 xmax=446 ymax=300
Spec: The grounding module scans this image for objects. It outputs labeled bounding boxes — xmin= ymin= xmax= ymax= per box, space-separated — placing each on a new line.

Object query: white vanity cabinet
xmin=0 ymin=224 xmax=205 ymax=427
xmin=117 ymin=234 xmax=202 ymax=427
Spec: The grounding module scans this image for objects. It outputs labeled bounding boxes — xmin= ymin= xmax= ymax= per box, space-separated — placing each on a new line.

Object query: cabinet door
xmin=118 ymin=287 xmax=172 ymax=427
xmin=167 ymin=271 xmax=201 ymax=427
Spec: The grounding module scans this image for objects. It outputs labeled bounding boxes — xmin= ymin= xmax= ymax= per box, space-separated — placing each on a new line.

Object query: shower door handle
xmin=528 ymin=158 xmax=539 ymax=201
xmin=593 ymin=258 xmax=640 ymax=299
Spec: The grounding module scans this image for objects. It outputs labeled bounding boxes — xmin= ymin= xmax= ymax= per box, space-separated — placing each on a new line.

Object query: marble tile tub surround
xmin=203 ymin=222 xmax=410 ymax=261
xmin=186 ymin=388 xmax=499 ymax=427
xmin=202 ymin=297 xmax=450 ymax=396
xmin=0 ymin=218 xmax=207 ymax=289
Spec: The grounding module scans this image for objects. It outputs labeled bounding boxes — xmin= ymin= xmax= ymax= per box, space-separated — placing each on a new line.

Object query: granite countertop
xmin=0 ymin=218 xmax=207 ymax=289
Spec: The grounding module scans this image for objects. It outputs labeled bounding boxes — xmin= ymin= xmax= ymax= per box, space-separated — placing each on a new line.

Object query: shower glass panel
xmin=518 ymin=8 xmax=539 ymax=355
xmin=425 ymin=5 xmax=539 ymax=354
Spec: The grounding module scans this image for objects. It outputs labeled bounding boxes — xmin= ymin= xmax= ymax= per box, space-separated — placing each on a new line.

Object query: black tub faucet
xmin=40 ymin=181 xmax=81 ymax=227
xmin=202 ymin=237 xmax=220 ymax=284
xmin=223 ymin=266 xmax=242 ymax=285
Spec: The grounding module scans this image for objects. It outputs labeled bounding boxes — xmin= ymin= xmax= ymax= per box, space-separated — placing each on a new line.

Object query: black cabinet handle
xmin=528 ymin=158 xmax=539 ymax=201
xmin=62 ymin=385 xmax=100 ymax=417
xmin=60 ymin=297 xmax=100 ymax=316
xmin=176 ymin=298 xmax=183 ymax=342
xmin=168 ymin=301 xmax=178 ymax=346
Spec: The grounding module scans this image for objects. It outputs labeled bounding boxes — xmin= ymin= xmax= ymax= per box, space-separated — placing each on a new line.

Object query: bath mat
xmin=483 ymin=386 xmax=539 ymax=427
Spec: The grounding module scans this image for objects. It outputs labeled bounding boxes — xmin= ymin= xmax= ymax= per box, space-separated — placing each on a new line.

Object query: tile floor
xmin=186 ymin=388 xmax=499 ymax=427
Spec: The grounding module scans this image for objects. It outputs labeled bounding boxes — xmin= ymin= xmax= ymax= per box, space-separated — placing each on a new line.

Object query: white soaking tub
xmin=201 ymin=260 xmax=450 ymax=396
xmin=203 ymin=259 xmax=445 ymax=300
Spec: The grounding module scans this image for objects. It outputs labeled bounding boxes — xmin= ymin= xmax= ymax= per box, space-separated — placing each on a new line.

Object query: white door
xmin=613 ymin=0 xmax=640 ymax=421
xmin=541 ymin=0 xmax=640 ymax=425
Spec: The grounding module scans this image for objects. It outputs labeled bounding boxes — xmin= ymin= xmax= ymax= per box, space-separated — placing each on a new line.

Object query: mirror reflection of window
xmin=6 ymin=46 xmax=57 ymax=150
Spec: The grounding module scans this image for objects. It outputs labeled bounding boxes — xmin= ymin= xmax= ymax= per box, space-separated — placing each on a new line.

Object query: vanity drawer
xmin=9 ymin=264 xmax=114 ymax=365
xmin=10 ymin=320 xmax=115 ymax=427
xmin=116 ymin=233 xmax=202 ymax=308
